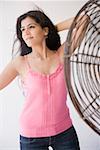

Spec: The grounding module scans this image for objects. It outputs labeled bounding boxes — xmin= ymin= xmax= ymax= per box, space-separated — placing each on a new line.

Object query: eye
xmin=20 ymin=28 xmax=25 ymax=32
xmin=29 ymin=25 xmax=35 ymax=29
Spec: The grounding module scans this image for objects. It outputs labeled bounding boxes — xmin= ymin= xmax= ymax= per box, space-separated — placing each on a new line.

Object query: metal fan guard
xmin=64 ymin=0 xmax=100 ymax=135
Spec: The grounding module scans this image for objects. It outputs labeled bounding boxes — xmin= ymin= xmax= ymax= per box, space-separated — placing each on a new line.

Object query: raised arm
xmin=55 ymin=17 xmax=74 ymax=58
xmin=0 ymin=58 xmax=19 ymax=90
xmin=55 ymin=14 xmax=90 ymax=57
xmin=56 ymin=17 xmax=74 ymax=32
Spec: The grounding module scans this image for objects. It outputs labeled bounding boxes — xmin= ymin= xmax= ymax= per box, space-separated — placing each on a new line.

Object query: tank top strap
xmin=24 ymin=55 xmax=31 ymax=71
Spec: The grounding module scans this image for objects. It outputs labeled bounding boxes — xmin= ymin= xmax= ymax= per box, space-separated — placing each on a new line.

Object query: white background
xmin=0 ymin=1 xmax=99 ymax=150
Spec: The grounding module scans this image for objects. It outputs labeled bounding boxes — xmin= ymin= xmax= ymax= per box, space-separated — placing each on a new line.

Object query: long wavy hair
xmin=12 ymin=10 xmax=61 ymax=56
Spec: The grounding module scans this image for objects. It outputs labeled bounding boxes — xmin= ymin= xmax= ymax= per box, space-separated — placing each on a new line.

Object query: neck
xmin=31 ymin=45 xmax=49 ymax=60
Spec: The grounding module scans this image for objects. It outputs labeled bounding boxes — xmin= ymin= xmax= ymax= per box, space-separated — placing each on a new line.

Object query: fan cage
xmin=64 ymin=0 xmax=100 ymax=135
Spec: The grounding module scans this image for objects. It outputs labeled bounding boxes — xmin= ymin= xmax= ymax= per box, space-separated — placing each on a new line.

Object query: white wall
xmin=0 ymin=1 xmax=99 ymax=150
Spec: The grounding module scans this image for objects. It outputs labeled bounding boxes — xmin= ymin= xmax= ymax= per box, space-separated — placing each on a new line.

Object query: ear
xmin=43 ymin=27 xmax=49 ymax=36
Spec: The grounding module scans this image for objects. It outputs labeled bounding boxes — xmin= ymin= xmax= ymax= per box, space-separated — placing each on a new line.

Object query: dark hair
xmin=13 ymin=10 xmax=61 ymax=56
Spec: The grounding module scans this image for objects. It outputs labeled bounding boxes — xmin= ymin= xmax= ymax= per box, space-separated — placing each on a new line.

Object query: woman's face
xmin=20 ymin=16 xmax=46 ymax=48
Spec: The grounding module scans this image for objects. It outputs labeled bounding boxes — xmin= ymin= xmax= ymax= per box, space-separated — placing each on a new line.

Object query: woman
xmin=0 ymin=9 xmax=88 ymax=150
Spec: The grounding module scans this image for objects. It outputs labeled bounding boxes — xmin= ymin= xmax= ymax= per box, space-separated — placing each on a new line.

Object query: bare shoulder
xmin=0 ymin=55 xmax=26 ymax=90
xmin=13 ymin=55 xmax=25 ymax=64
xmin=12 ymin=55 xmax=26 ymax=74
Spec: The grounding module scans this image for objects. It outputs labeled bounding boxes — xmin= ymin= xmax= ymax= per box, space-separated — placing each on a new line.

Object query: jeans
xmin=20 ymin=126 xmax=80 ymax=150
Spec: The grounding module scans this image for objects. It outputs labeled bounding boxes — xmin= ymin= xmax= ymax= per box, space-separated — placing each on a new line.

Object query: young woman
xmin=0 ymin=9 xmax=88 ymax=150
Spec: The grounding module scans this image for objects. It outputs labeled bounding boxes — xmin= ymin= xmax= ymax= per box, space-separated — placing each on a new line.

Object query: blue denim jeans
xmin=20 ymin=126 xmax=80 ymax=150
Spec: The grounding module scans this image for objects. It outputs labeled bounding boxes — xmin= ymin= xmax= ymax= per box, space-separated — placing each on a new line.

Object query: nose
xmin=24 ymin=28 xmax=30 ymax=35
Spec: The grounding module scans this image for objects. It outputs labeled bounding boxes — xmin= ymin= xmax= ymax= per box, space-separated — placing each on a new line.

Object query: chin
xmin=26 ymin=42 xmax=32 ymax=48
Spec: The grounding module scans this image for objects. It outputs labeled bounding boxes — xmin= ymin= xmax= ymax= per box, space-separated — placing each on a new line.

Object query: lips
xmin=25 ymin=37 xmax=33 ymax=41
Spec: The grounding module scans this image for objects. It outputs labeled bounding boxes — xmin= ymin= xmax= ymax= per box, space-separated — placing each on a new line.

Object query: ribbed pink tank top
xmin=19 ymin=52 xmax=72 ymax=137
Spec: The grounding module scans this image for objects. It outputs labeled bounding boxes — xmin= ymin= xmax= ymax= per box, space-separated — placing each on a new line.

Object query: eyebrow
xmin=21 ymin=23 xmax=38 ymax=29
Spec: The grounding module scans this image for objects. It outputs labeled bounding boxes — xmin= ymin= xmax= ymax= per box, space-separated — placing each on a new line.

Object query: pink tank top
xmin=19 ymin=52 xmax=72 ymax=137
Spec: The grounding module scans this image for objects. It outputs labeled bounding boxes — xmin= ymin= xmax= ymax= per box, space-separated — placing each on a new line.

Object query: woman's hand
xmin=71 ymin=14 xmax=90 ymax=51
